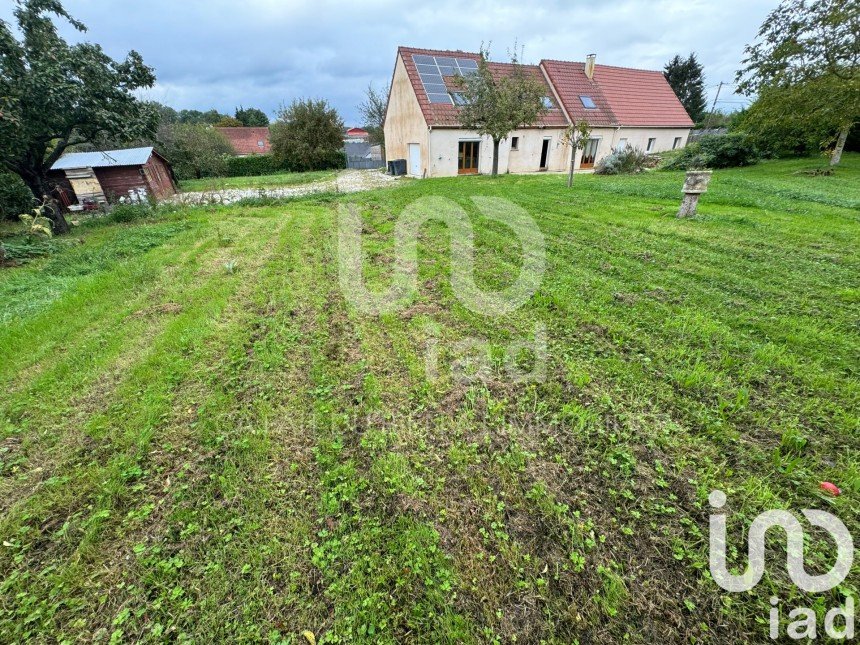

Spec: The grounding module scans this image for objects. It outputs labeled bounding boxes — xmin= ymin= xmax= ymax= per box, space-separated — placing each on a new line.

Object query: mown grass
xmin=179 ymin=170 xmax=338 ymax=193
xmin=0 ymin=155 xmax=857 ymax=643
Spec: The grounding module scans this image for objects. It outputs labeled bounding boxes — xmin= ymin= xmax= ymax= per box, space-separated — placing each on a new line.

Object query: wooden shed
xmin=49 ymin=147 xmax=177 ymax=206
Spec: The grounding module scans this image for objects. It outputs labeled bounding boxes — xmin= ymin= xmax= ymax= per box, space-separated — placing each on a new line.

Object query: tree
xmin=178 ymin=109 xmax=228 ymax=125
xmin=270 ymin=99 xmax=345 ymax=172
xmin=0 ymin=0 xmax=157 ymax=233
xmin=562 ymin=120 xmax=592 ymax=187
xmin=156 ymin=124 xmax=233 ymax=180
xmin=664 ymin=54 xmax=708 ymax=124
xmin=357 ymin=83 xmax=388 ymax=150
xmin=453 ymin=47 xmax=547 ymax=176
xmin=736 ymin=0 xmax=859 ymax=165
xmin=234 ymin=106 xmax=269 ymax=127
xmin=215 ymin=116 xmax=244 ymax=127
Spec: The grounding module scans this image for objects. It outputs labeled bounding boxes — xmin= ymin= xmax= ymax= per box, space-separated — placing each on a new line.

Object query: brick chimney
xmin=585 ymin=54 xmax=596 ymax=79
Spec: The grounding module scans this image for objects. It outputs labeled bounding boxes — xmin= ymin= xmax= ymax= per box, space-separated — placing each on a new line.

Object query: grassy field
xmin=179 ymin=169 xmax=338 ymax=193
xmin=0 ymin=156 xmax=857 ymax=643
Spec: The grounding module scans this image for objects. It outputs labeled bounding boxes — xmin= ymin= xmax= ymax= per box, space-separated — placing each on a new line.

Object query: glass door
xmin=580 ymin=138 xmax=600 ymax=168
xmin=458 ymin=141 xmax=479 ymax=174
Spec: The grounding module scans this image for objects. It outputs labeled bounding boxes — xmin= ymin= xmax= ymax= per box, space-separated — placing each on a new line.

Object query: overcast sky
xmin=2 ymin=0 xmax=774 ymax=125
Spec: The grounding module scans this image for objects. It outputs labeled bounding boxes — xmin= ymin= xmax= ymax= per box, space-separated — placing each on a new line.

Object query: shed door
xmin=408 ymin=143 xmax=421 ymax=176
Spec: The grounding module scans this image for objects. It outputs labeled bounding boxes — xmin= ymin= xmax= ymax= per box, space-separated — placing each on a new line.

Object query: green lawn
xmin=0 ymin=156 xmax=857 ymax=643
xmin=179 ymin=169 xmax=338 ymax=192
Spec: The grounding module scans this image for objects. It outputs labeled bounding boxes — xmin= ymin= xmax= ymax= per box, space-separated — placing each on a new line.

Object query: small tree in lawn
xmin=562 ymin=120 xmax=592 ymax=187
xmin=0 ymin=0 xmax=157 ymax=233
xmin=453 ymin=47 xmax=547 ymax=176
xmin=736 ymin=0 xmax=859 ymax=166
xmin=357 ymin=83 xmax=389 ymax=152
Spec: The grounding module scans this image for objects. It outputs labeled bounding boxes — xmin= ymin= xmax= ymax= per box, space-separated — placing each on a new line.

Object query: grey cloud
xmin=1 ymin=0 xmax=772 ymax=124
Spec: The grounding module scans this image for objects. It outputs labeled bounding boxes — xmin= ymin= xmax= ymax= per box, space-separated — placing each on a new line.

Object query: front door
xmin=408 ymin=143 xmax=421 ymax=176
xmin=580 ymin=138 xmax=600 ymax=169
xmin=458 ymin=141 xmax=479 ymax=174
xmin=539 ymin=138 xmax=550 ymax=170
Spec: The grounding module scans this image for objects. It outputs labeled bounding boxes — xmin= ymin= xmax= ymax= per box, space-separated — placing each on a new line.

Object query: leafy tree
xmin=0 ymin=172 xmax=34 ymax=219
xmin=156 ymin=124 xmax=233 ymax=180
xmin=453 ymin=47 xmax=547 ymax=176
xmin=234 ymin=106 xmax=269 ymax=127
xmin=736 ymin=0 xmax=859 ymax=165
xmin=0 ymin=0 xmax=157 ymax=233
xmin=270 ymin=99 xmax=345 ymax=171
xmin=357 ymin=83 xmax=389 ymax=150
xmin=215 ymin=116 xmax=244 ymax=128
xmin=663 ymin=54 xmax=708 ymax=124
xmin=178 ymin=109 xmax=228 ymax=125
xmin=148 ymin=102 xmax=179 ymax=125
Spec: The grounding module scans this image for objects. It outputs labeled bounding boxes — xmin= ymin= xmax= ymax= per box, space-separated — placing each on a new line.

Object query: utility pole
xmin=703 ymin=81 xmax=724 ymax=131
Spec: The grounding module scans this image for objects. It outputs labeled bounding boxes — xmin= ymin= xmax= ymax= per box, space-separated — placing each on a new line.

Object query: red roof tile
xmin=541 ymin=60 xmax=694 ymax=127
xmin=215 ymin=127 xmax=271 ymax=155
xmin=397 ymin=46 xmax=567 ymax=128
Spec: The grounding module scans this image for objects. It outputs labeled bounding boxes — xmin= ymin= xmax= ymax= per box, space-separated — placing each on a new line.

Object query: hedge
xmin=225 ymin=154 xmax=279 ymax=177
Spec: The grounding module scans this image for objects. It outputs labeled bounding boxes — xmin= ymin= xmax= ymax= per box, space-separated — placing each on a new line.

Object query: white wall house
xmin=383 ymin=47 xmax=694 ymax=178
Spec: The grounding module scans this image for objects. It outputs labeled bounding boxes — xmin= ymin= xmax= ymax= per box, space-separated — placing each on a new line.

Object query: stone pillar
xmin=677 ymin=170 xmax=712 ymax=218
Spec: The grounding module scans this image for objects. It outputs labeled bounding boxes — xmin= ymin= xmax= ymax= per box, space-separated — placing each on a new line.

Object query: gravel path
xmin=172 ymin=169 xmax=401 ymax=206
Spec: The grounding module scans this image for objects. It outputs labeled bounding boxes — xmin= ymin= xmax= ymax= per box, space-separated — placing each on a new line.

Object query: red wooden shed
xmin=49 ymin=147 xmax=177 ymax=205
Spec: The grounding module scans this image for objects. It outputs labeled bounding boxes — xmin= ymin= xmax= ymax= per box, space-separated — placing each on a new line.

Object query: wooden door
xmin=458 ymin=141 xmax=479 ymax=174
xmin=408 ymin=143 xmax=421 ymax=176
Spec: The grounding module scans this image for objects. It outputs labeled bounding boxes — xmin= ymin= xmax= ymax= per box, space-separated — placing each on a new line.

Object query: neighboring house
xmin=383 ymin=47 xmax=694 ymax=177
xmin=49 ymin=147 xmax=177 ymax=206
xmin=215 ymin=127 xmax=271 ymax=156
xmin=344 ymin=127 xmax=370 ymax=141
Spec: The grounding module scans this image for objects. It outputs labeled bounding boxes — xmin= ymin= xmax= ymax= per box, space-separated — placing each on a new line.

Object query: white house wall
xmin=427 ymin=128 xmax=569 ymax=177
xmin=577 ymin=126 xmax=691 ymax=167
xmin=383 ymin=55 xmax=429 ymax=174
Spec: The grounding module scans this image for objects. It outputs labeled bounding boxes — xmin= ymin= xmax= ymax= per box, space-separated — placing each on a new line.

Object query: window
xmin=257 ymin=140 xmax=265 ymax=148
xmin=542 ymin=96 xmax=555 ymax=109
xmin=646 ymin=137 xmax=656 ymax=152
xmin=616 ymin=138 xmax=628 ymax=150
xmin=450 ymin=92 xmax=467 ymax=106
xmin=579 ymin=95 xmax=597 ymax=109
xmin=511 ymin=136 xmax=519 ymax=151
xmin=673 ymin=137 xmax=683 ymax=150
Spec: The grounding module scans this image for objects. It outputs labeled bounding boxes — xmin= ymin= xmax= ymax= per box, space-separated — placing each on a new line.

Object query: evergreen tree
xmin=664 ymin=54 xmax=708 ymax=124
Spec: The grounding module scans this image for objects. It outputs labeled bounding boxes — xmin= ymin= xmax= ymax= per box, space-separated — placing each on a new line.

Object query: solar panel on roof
xmin=456 ymin=58 xmax=478 ymax=68
xmin=435 ymin=57 xmax=456 ymax=66
xmin=427 ymin=93 xmax=453 ymax=103
xmin=437 ymin=65 xmax=457 ymax=76
xmin=412 ymin=54 xmax=435 ymax=65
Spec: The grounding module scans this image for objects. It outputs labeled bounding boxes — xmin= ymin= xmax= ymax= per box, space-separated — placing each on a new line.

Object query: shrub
xmin=270 ymin=99 xmax=346 ymax=172
xmin=110 ymin=203 xmax=153 ymax=223
xmin=0 ymin=173 xmax=35 ymax=220
xmin=156 ymin=124 xmax=234 ymax=180
xmin=594 ymin=146 xmax=649 ymax=175
xmin=661 ymin=133 xmax=759 ymax=170
xmin=225 ymin=154 xmax=279 ymax=177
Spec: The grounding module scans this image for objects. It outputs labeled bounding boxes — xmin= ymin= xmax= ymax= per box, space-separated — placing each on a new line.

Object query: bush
xmin=270 ymin=99 xmax=346 ymax=172
xmin=156 ymin=124 xmax=234 ymax=180
xmin=109 ymin=203 xmax=153 ymax=223
xmin=225 ymin=154 xmax=279 ymax=177
xmin=0 ymin=173 xmax=35 ymax=220
xmin=594 ymin=146 xmax=650 ymax=175
xmin=661 ymin=133 xmax=759 ymax=170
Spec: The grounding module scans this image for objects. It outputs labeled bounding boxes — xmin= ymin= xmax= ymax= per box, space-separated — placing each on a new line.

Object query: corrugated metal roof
xmin=51 ymin=147 xmax=154 ymax=170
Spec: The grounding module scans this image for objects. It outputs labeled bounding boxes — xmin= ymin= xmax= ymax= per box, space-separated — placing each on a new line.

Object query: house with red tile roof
xmin=215 ymin=127 xmax=271 ymax=156
xmin=383 ymin=47 xmax=693 ymax=177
